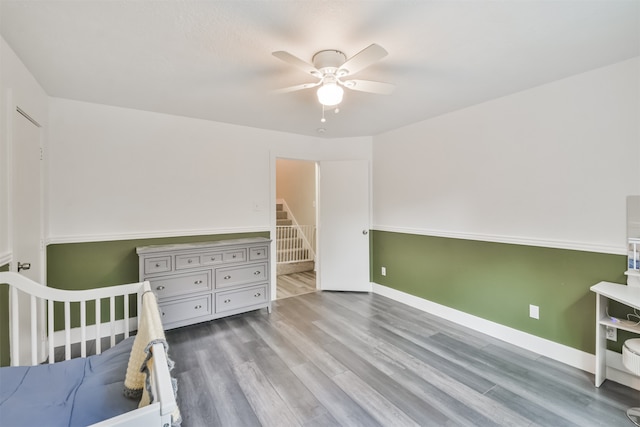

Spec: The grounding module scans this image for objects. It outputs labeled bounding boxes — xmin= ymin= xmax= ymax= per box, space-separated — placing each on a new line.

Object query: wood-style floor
xmin=166 ymin=291 xmax=640 ymax=427
xmin=276 ymin=271 xmax=316 ymax=300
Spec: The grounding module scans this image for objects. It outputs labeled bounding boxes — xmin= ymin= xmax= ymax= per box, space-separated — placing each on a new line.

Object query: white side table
xmin=590 ymin=281 xmax=640 ymax=386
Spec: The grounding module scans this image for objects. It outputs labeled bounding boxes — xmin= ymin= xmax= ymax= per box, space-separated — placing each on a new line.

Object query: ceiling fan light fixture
xmin=317 ymin=82 xmax=344 ymax=106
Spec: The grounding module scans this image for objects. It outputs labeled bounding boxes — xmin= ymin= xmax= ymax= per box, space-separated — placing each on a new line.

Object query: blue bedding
xmin=0 ymin=337 xmax=139 ymax=427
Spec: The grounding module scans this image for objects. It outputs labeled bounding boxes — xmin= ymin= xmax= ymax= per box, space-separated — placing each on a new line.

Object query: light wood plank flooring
xmin=277 ymin=271 xmax=316 ymax=299
xmin=166 ymin=291 xmax=640 ymax=427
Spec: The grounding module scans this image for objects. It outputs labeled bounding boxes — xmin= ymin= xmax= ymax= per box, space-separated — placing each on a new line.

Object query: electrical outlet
xmin=381 ymin=266 xmax=386 ymax=276
xmin=606 ymin=326 xmax=617 ymax=341
xmin=529 ymin=304 xmax=539 ymax=319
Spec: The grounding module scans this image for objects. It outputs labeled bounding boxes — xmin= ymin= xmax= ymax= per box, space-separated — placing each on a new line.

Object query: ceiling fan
xmin=272 ymin=44 xmax=395 ymax=107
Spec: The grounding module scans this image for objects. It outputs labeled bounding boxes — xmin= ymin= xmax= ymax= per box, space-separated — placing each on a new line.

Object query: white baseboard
xmin=372 ymin=283 xmax=640 ymax=391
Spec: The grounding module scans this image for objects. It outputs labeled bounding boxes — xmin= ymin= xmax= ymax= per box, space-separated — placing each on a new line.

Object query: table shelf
xmin=598 ymin=316 xmax=640 ymax=335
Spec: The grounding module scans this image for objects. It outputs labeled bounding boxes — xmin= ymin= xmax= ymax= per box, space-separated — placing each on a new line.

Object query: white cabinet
xmin=137 ymin=237 xmax=271 ymax=329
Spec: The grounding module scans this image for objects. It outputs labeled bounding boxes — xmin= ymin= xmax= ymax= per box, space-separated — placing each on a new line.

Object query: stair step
xmin=277 ymin=261 xmax=314 ymax=276
xmin=277 ymin=219 xmax=293 ymax=226
xmin=277 ymin=248 xmax=309 ymax=262
xmin=277 ymin=211 xmax=288 ymax=219
xmin=276 ymin=203 xmax=283 ymax=211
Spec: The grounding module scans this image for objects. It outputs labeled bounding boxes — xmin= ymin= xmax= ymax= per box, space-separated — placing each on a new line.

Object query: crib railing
xmin=0 ymin=272 xmax=148 ymax=366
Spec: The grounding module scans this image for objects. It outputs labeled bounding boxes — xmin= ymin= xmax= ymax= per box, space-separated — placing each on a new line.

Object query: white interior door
xmin=13 ymin=109 xmax=42 ymax=281
xmin=318 ymin=160 xmax=371 ymax=292
xmin=12 ymin=109 xmax=43 ymax=364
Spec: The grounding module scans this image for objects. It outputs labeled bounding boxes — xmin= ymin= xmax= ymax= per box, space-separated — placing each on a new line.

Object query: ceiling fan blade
xmin=342 ymin=79 xmax=395 ymax=95
xmin=272 ymin=81 xmax=321 ymax=94
xmin=272 ymin=51 xmax=320 ymax=76
xmin=338 ymin=44 xmax=388 ymax=76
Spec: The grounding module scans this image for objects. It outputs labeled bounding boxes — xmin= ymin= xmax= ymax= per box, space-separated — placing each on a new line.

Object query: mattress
xmin=0 ymin=337 xmax=139 ymax=427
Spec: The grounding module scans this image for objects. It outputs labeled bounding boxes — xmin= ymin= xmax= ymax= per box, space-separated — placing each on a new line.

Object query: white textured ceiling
xmin=1 ymin=1 xmax=639 ymax=138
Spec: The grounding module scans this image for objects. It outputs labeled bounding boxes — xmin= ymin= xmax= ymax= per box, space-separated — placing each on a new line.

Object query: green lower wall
xmin=370 ymin=230 xmax=628 ymax=354
xmin=1 ymin=263 xmax=10 ymax=366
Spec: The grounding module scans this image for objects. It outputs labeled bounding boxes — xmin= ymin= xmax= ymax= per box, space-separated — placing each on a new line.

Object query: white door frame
xmin=269 ymin=151 xmax=372 ymax=299
xmin=270 ymin=153 xmax=319 ymax=300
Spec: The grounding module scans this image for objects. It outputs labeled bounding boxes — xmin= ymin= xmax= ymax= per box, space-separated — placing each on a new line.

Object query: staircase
xmin=276 ymin=203 xmax=315 ymax=275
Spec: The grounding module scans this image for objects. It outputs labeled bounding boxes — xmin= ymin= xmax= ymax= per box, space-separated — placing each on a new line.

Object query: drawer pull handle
xmin=195 ymin=305 xmax=202 ymax=309
xmin=211 ymin=257 xmax=216 ymax=261
xmin=254 ymin=271 xmax=261 ymax=275
xmin=156 ymin=286 xmax=165 ymax=291
xmin=254 ymin=292 xmax=261 ymax=297
xmin=188 ymin=259 xmax=193 ymax=264
xmin=224 ymin=275 xmax=231 ymax=280
xmin=256 ymin=252 xmax=261 ymax=255
xmin=161 ymin=312 xmax=165 ymax=316
xmin=232 ymin=254 xmax=237 ymax=258
xmin=194 ymin=280 xmax=203 ymax=284
xmin=224 ymin=299 xmax=231 ymax=303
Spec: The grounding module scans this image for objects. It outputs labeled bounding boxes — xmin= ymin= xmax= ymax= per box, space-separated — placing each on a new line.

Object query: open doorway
xmin=275 ymin=158 xmax=317 ymax=299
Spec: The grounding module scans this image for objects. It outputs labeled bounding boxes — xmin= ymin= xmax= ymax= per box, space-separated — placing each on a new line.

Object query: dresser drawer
xmin=201 ymin=251 xmax=224 ymax=266
xmin=215 ymin=263 xmax=267 ymax=289
xmin=216 ymin=284 xmax=268 ymax=313
xmin=148 ymin=271 xmax=211 ymax=299
xmin=249 ymin=246 xmax=268 ymax=261
xmin=175 ymin=254 xmax=202 ymax=270
xmin=223 ymin=249 xmax=246 ymax=263
xmin=160 ymin=295 xmax=212 ymax=325
xmin=144 ymin=256 xmax=172 ymax=275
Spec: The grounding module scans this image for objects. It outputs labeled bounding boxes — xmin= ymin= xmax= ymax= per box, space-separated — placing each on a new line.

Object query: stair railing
xmin=276 ymin=199 xmax=316 ymax=264
xmin=276 ymin=225 xmax=316 ymax=263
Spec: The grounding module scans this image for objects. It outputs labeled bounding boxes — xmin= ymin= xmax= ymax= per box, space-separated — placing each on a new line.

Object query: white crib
xmin=0 ymin=271 xmax=178 ymax=427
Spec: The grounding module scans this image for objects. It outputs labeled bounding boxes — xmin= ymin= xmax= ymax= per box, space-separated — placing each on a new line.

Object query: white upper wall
xmin=373 ymin=57 xmax=640 ymax=254
xmin=48 ymin=98 xmax=370 ymax=242
xmin=0 ymin=36 xmax=48 ymax=264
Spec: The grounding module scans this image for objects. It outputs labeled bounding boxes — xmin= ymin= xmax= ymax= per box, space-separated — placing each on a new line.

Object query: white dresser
xmin=137 ymin=237 xmax=271 ymax=329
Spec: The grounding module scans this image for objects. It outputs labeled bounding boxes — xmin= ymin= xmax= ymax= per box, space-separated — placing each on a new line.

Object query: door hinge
xmin=40 ymin=147 xmax=44 ymax=160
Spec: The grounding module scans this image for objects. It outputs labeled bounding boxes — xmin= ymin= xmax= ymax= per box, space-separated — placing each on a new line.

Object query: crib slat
xmin=10 ymin=286 xmax=20 ymax=366
xmin=80 ymin=300 xmax=87 ymax=358
xmin=30 ymin=295 xmax=37 ymax=365
xmin=109 ymin=295 xmax=115 ymax=348
xmin=48 ymin=299 xmax=54 ymax=363
xmin=64 ymin=300 xmax=71 ymax=361
xmin=124 ymin=294 xmax=130 ymax=339
xmin=95 ymin=298 xmax=101 ymax=355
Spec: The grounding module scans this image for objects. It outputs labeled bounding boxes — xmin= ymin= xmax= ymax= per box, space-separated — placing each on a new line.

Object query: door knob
xmin=362 ymin=230 xmax=368 ymax=235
